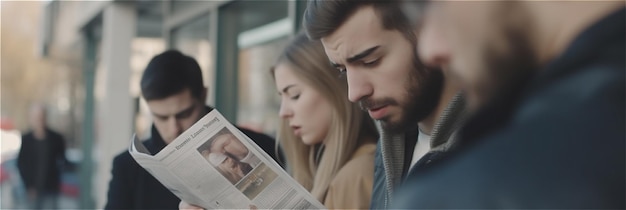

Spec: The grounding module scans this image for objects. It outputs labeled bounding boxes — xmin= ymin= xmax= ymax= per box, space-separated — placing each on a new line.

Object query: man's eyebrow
xmin=281 ymin=84 xmax=296 ymax=94
xmin=347 ymin=46 xmax=380 ymax=64
xmin=152 ymin=112 xmax=168 ymax=119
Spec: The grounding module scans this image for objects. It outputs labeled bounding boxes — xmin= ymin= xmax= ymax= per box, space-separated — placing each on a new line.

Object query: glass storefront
xmin=163 ymin=0 xmax=307 ymax=136
xmin=237 ymin=38 xmax=289 ymax=135
xmin=207 ymin=0 xmax=288 ymax=135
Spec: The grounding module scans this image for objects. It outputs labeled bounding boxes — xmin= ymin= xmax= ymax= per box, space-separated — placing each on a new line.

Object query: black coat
xmin=393 ymin=8 xmax=625 ymax=209
xmin=17 ymin=128 xmax=66 ymax=193
xmin=105 ymin=116 xmax=281 ymax=209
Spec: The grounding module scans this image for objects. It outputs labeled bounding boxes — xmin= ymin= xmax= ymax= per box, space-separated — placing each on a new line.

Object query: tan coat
xmin=324 ymin=143 xmax=377 ymax=209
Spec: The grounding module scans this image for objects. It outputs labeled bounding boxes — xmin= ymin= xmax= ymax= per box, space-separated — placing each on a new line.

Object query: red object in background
xmin=0 ymin=118 xmax=15 ymax=130
xmin=0 ymin=166 xmax=9 ymax=184
xmin=61 ymin=183 xmax=79 ymax=198
xmin=0 ymin=117 xmax=17 ymax=184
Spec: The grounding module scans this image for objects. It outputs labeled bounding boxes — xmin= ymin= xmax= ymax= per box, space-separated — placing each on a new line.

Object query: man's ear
xmin=201 ymin=87 xmax=208 ymax=105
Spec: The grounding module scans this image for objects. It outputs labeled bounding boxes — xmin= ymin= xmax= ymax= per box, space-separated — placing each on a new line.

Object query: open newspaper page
xmin=129 ymin=109 xmax=325 ymax=209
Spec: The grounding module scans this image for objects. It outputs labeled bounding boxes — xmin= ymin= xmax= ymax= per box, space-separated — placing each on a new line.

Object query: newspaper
xmin=129 ymin=109 xmax=325 ymax=209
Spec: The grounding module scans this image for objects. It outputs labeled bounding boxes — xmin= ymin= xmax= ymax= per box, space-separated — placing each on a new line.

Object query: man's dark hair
xmin=140 ymin=50 xmax=204 ymax=101
xmin=303 ymin=0 xmax=416 ymax=44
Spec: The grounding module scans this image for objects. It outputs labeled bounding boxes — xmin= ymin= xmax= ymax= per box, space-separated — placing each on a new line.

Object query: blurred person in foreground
xmin=393 ymin=1 xmax=625 ymax=208
xmin=17 ymin=104 xmax=67 ymax=209
xmin=105 ymin=50 xmax=280 ymax=209
xmin=302 ymin=0 xmax=467 ymax=209
xmin=181 ymin=32 xmax=380 ymax=209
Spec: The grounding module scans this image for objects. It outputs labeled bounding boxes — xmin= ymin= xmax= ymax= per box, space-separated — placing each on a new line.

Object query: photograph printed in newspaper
xmin=129 ymin=109 xmax=325 ymax=209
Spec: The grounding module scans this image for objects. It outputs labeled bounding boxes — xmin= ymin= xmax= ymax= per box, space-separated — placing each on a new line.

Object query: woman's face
xmin=274 ymin=63 xmax=333 ymax=146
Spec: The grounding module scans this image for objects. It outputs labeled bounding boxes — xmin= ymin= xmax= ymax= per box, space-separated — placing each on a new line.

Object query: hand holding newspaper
xmin=129 ymin=109 xmax=325 ymax=209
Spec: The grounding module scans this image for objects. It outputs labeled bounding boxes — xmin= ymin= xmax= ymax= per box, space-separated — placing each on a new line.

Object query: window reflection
xmin=237 ymin=38 xmax=289 ymax=136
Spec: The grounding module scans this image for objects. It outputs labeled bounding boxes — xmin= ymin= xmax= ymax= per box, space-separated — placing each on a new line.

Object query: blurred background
xmin=0 ymin=0 xmax=307 ymax=208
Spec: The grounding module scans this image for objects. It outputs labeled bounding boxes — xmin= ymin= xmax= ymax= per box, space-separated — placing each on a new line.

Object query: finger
xmin=179 ymin=200 xmax=203 ymax=210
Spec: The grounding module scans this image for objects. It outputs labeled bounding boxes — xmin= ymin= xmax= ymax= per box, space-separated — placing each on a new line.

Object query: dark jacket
xmin=17 ymin=128 xmax=66 ymax=193
xmin=105 ymin=107 xmax=281 ymax=210
xmin=370 ymin=93 xmax=467 ymax=209
xmin=393 ymin=8 xmax=625 ymax=209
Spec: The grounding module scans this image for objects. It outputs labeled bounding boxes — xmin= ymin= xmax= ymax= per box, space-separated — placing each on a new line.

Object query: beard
xmin=472 ymin=3 xmax=537 ymax=110
xmin=360 ymin=61 xmax=444 ymax=135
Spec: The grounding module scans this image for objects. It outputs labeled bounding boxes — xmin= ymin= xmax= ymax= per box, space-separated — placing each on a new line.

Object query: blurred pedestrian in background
xmin=17 ymin=104 xmax=67 ymax=209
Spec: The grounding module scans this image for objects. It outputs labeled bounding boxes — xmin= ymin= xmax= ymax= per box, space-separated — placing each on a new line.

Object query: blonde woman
xmin=179 ymin=32 xmax=378 ymax=209
xmin=271 ymin=32 xmax=378 ymax=209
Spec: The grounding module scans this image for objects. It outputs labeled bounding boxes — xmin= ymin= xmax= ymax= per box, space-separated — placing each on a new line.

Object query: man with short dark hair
xmin=105 ymin=50 xmax=280 ymax=209
xmin=393 ymin=1 xmax=625 ymax=208
xmin=303 ymin=1 xmax=467 ymax=208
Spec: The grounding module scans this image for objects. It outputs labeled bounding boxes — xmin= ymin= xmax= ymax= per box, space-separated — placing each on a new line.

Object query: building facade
xmin=41 ymin=0 xmax=308 ymax=208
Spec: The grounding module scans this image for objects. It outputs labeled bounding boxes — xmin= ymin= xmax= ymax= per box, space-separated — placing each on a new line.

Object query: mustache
xmin=359 ymin=97 xmax=398 ymax=112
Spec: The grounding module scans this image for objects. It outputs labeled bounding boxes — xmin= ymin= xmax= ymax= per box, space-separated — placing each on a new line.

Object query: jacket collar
xmin=378 ymin=92 xmax=466 ymax=205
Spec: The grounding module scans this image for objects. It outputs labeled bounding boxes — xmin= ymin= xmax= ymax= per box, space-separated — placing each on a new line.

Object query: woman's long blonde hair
xmin=270 ymin=32 xmax=378 ymax=202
